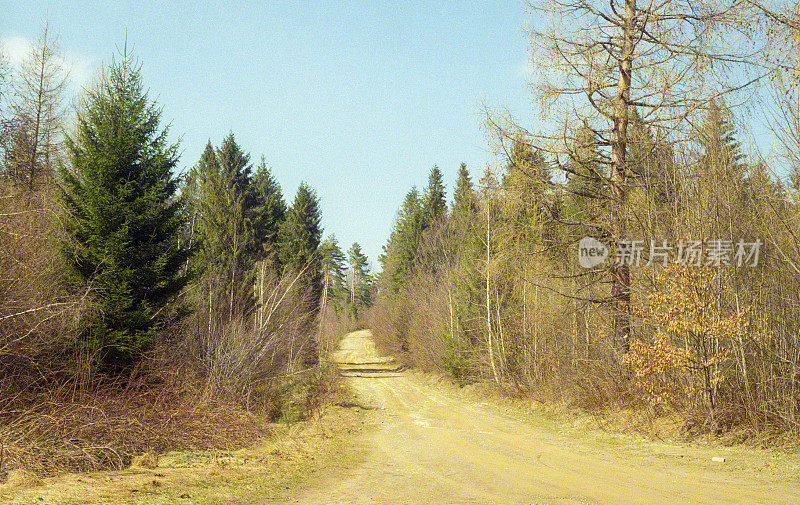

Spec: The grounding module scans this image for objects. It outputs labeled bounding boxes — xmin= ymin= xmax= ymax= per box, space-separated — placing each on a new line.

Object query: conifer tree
xmin=627 ymin=109 xmax=679 ymax=238
xmin=279 ymin=182 xmax=323 ymax=273
xmin=700 ymin=100 xmax=746 ymax=181
xmin=58 ymin=51 xmax=189 ymax=366
xmin=695 ymin=100 xmax=748 ymax=239
xmin=319 ymin=234 xmax=347 ymax=310
xmin=389 ymin=187 xmax=424 ymax=294
xmin=249 ymin=156 xmax=286 ymax=264
xmin=423 ymin=165 xmax=446 ymax=223
xmin=277 ymin=183 xmax=324 ymax=331
xmin=452 ymin=162 xmax=477 ymax=218
xmin=347 ymin=242 xmax=373 ymax=314
xmin=197 ymin=137 xmax=252 ymax=273
xmin=503 ymin=139 xmax=552 ymax=236
xmin=11 ymin=23 xmax=68 ymax=188
xmin=563 ymin=124 xmax=604 ymax=238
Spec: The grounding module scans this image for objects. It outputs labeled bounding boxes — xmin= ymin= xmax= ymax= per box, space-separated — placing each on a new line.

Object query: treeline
xmin=0 ymin=26 xmax=371 ymax=475
xmin=372 ymin=1 xmax=800 ymax=439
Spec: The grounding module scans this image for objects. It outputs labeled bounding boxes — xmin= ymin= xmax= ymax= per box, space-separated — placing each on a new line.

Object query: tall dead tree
xmin=10 ymin=23 xmax=68 ymax=189
xmin=488 ymin=0 xmax=767 ymax=355
xmin=0 ymin=51 xmax=11 ymax=161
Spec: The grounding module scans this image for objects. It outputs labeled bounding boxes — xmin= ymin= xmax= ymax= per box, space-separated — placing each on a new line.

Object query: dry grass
xmin=0 ymin=377 xmax=266 ymax=477
xmin=0 ymin=388 xmax=368 ymax=505
xmin=0 ymin=181 xmax=265 ymax=478
xmin=0 ymin=361 xmax=349 ymax=479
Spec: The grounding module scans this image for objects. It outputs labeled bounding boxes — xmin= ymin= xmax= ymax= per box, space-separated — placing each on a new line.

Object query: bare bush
xmin=0 ymin=180 xmax=97 ymax=394
xmin=176 ymin=263 xmax=320 ymax=410
xmin=0 ymin=375 xmax=263 ymax=476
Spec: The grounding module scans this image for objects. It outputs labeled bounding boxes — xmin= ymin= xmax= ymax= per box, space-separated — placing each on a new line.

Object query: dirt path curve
xmin=285 ymin=330 xmax=800 ymax=504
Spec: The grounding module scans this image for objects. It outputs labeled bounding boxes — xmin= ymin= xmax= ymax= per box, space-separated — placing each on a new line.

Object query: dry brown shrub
xmin=0 ymin=182 xmax=93 ymax=386
xmin=0 ymin=375 xmax=265 ymax=477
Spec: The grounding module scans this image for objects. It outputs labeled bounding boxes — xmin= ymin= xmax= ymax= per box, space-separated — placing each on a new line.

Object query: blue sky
xmin=1 ymin=1 xmax=534 ymax=267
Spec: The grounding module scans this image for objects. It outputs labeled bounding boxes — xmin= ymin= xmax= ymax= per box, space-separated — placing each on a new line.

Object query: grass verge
xmin=0 ymin=397 xmax=368 ymax=505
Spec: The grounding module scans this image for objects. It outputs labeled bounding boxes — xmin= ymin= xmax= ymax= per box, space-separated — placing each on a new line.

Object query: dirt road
xmin=286 ymin=330 xmax=800 ymax=504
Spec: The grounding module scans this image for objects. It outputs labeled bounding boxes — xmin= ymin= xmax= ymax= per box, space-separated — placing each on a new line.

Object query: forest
xmin=2 ymin=0 xmax=800 ymax=487
xmin=371 ymin=0 xmax=800 ymax=441
xmin=0 ymin=27 xmax=372 ymax=475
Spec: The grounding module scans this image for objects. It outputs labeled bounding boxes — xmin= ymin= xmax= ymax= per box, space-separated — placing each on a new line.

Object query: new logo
xmin=578 ymin=236 xmax=608 ymax=268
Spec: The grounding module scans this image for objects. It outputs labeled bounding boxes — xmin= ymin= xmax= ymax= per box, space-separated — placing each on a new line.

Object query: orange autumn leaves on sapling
xmin=624 ymin=264 xmax=753 ymax=409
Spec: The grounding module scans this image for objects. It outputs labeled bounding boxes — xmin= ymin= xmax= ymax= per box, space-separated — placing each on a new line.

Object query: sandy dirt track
xmin=284 ymin=330 xmax=800 ymax=505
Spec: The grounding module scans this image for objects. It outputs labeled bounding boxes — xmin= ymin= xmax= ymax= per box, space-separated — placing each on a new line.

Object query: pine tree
xmin=58 ymin=51 xmax=189 ymax=366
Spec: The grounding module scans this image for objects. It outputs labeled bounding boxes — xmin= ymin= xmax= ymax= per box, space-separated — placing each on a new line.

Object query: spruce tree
xmin=347 ymin=242 xmax=373 ymax=314
xmin=700 ymin=100 xmax=746 ymax=180
xmin=193 ymin=135 xmax=254 ymax=284
xmin=250 ymin=156 xmax=286 ymax=264
xmin=502 ymin=139 xmax=554 ymax=254
xmin=564 ymin=124 xmax=604 ymax=237
xmin=391 ymin=187 xmax=424 ymax=293
xmin=452 ymin=162 xmax=477 ymax=217
xmin=627 ymin=108 xmax=678 ymax=237
xmin=58 ymin=51 xmax=189 ymax=366
xmin=423 ymin=165 xmax=446 ymax=223
xmin=319 ymin=234 xmax=347 ymax=310
xmin=697 ymin=100 xmax=748 ymax=238
xmin=278 ymin=183 xmax=324 ymax=330
xmin=279 ymin=182 xmax=323 ymax=273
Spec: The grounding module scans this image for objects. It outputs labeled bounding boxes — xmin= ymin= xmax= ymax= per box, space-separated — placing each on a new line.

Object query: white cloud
xmin=62 ymin=50 xmax=95 ymax=89
xmin=1 ymin=34 xmax=96 ymax=90
xmin=1 ymin=35 xmax=32 ymax=67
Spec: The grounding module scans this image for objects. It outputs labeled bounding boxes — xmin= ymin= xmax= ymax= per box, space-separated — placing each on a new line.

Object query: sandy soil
xmin=284 ymin=330 xmax=800 ymax=505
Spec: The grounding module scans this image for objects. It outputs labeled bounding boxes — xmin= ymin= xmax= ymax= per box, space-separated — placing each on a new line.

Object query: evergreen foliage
xmin=347 ymin=242 xmax=373 ymax=315
xmin=58 ymin=51 xmax=189 ymax=366
xmin=699 ymin=100 xmax=746 ymax=180
xmin=191 ymin=135 xmax=256 ymax=309
xmin=563 ymin=124 xmax=604 ymax=237
xmin=250 ymin=156 xmax=286 ymax=264
xmin=452 ymin=162 xmax=477 ymax=218
xmin=319 ymin=234 xmax=348 ymax=311
xmin=279 ymin=182 xmax=323 ymax=273
xmin=423 ymin=165 xmax=446 ymax=223
xmin=383 ymin=186 xmax=424 ymax=295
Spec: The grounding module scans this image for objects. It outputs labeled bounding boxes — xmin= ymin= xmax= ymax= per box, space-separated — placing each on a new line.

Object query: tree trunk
xmin=486 ymin=196 xmax=499 ymax=384
xmin=610 ymin=0 xmax=635 ymax=355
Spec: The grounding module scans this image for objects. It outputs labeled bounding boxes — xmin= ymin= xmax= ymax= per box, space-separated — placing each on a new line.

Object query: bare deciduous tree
xmin=9 ymin=23 xmax=68 ymax=189
xmin=488 ymin=0 xmax=767 ymax=354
